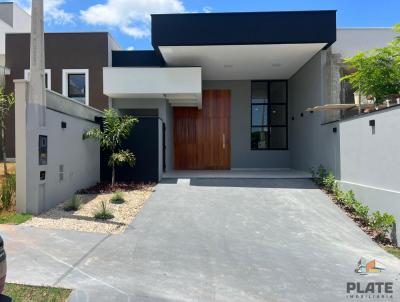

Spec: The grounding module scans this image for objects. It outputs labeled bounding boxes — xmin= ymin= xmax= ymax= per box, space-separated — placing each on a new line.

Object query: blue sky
xmin=15 ymin=0 xmax=400 ymax=50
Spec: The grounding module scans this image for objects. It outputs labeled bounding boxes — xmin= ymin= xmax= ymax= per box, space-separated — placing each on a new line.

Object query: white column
xmin=28 ymin=0 xmax=46 ymax=126
xmin=16 ymin=0 xmax=48 ymax=214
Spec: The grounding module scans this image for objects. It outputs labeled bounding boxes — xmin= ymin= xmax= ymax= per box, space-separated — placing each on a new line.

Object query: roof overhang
xmin=151 ymin=11 xmax=336 ymax=80
xmin=159 ymin=43 xmax=326 ymax=80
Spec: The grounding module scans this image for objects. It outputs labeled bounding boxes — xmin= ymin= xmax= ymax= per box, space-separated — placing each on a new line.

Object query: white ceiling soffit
xmin=160 ymin=43 xmax=326 ymax=80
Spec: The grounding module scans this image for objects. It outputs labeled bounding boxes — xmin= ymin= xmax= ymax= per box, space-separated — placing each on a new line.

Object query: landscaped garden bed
xmin=311 ymin=165 xmax=399 ymax=253
xmin=24 ymin=183 xmax=154 ymax=234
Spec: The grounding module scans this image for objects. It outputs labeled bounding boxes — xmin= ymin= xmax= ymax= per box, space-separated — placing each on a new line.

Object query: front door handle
xmin=222 ymin=133 xmax=226 ymax=149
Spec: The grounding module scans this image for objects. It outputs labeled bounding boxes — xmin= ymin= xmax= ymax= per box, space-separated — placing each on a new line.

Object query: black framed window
xmin=68 ymin=74 xmax=86 ymax=99
xmin=251 ymin=80 xmax=288 ymax=150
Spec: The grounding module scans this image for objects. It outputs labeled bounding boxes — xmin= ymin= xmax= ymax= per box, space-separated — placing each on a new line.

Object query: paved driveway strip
xmin=1 ymin=178 xmax=400 ymax=301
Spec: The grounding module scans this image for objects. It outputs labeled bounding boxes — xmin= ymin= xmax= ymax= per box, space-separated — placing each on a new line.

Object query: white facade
xmin=0 ymin=3 xmax=30 ymax=86
xmin=103 ymin=67 xmax=202 ymax=108
xmin=0 ymin=3 xmax=31 ymax=64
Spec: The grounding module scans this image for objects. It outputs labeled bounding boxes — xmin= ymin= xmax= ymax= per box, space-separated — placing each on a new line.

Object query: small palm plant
xmin=110 ymin=191 xmax=125 ymax=204
xmin=94 ymin=200 xmax=114 ymax=220
xmin=83 ymin=109 xmax=138 ymax=186
xmin=64 ymin=195 xmax=82 ymax=211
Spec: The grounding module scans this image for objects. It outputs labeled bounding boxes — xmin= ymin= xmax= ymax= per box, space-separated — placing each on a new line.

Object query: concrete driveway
xmin=1 ymin=178 xmax=400 ymax=301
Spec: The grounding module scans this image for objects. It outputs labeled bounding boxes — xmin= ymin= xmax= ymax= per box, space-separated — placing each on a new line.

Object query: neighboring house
xmin=0 ymin=2 xmax=30 ymax=86
xmin=5 ymin=32 xmax=121 ymax=157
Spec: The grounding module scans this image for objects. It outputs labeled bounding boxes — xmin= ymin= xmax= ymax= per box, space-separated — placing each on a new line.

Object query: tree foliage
xmin=84 ymin=109 xmax=138 ymax=186
xmin=0 ymin=88 xmax=15 ymax=176
xmin=341 ymin=24 xmax=400 ymax=104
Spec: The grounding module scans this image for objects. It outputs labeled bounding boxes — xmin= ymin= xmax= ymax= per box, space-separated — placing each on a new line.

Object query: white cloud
xmin=16 ymin=0 xmax=74 ymax=25
xmin=126 ymin=46 xmax=135 ymax=50
xmin=80 ymin=0 xmax=185 ymax=38
xmin=203 ymin=6 xmax=212 ymax=13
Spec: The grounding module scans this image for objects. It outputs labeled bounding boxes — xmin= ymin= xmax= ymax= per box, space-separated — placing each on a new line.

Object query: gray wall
xmin=203 ymin=80 xmax=290 ymax=169
xmin=16 ymin=84 xmax=101 ymax=214
xmin=44 ymin=108 xmax=100 ymax=211
xmin=288 ymin=52 xmax=340 ymax=175
xmin=338 ymin=107 xmax=400 ymax=243
xmin=288 ymin=50 xmax=400 ymax=243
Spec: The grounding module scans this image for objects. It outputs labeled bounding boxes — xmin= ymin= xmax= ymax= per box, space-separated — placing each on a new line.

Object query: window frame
xmin=62 ymin=69 xmax=89 ymax=105
xmin=250 ymin=80 xmax=288 ymax=151
xmin=24 ymin=69 xmax=52 ymax=90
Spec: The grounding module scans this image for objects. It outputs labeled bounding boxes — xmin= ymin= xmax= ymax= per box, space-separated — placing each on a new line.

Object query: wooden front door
xmin=174 ymin=90 xmax=231 ymax=170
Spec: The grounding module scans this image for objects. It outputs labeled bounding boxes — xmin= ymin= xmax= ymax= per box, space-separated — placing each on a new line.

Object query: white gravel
xmin=24 ymin=186 xmax=154 ymax=234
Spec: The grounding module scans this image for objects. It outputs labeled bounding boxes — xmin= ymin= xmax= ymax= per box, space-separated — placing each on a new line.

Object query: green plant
xmin=83 ymin=109 xmax=138 ymax=186
xmin=1 ymin=174 xmax=16 ymax=210
xmin=311 ymin=165 xmax=328 ymax=186
xmin=110 ymin=191 xmax=125 ymax=204
xmin=94 ymin=201 xmax=114 ymax=220
xmin=354 ymin=203 xmax=370 ymax=224
xmin=63 ymin=195 xmax=82 ymax=212
xmin=0 ymin=88 xmax=15 ymax=175
xmin=369 ymin=211 xmax=396 ymax=237
xmin=342 ymin=190 xmax=357 ymax=209
xmin=333 ymin=182 xmax=342 ymax=197
xmin=322 ymin=172 xmax=336 ymax=193
xmin=341 ymin=24 xmax=400 ymax=105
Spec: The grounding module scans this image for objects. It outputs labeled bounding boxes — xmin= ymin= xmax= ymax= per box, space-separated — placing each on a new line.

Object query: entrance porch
xmin=163 ymin=169 xmax=311 ymax=179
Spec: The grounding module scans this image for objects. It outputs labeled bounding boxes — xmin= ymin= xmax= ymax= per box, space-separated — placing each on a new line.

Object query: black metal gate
xmin=99 ymin=117 xmax=160 ymax=183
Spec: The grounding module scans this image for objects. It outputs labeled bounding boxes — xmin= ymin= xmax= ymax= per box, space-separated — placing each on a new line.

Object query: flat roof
xmin=151 ymin=10 xmax=337 ymax=50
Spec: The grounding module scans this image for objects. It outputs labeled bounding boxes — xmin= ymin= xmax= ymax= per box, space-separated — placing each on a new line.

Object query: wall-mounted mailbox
xmin=369 ymin=120 xmax=375 ymax=127
xmin=39 ymin=135 xmax=47 ymax=165
xmin=40 ymin=171 xmax=46 ymax=181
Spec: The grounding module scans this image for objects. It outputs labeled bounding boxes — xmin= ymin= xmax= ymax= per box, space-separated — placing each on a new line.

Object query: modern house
xmin=101 ymin=11 xmax=397 ymax=179
xmin=9 ymin=9 xmax=400 ymax=242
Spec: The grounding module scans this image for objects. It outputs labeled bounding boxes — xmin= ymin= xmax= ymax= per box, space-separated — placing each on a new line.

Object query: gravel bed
xmin=24 ymin=186 xmax=154 ymax=234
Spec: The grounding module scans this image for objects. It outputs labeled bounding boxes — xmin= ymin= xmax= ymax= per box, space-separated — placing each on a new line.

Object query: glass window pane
xmin=270 ymin=105 xmax=286 ymax=126
xmin=68 ymin=74 xmax=86 ymax=99
xmin=270 ymin=81 xmax=287 ymax=103
xmin=251 ymin=127 xmax=269 ymax=150
xmin=252 ymin=105 xmax=268 ymax=126
xmin=251 ymin=81 xmax=268 ymax=103
xmin=270 ymin=127 xmax=287 ymax=149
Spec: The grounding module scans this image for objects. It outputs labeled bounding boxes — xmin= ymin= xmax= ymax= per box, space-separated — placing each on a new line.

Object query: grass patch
xmin=3 ymin=283 xmax=71 ymax=302
xmin=0 ymin=213 xmax=32 ymax=224
xmin=385 ymin=247 xmax=400 ymax=259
